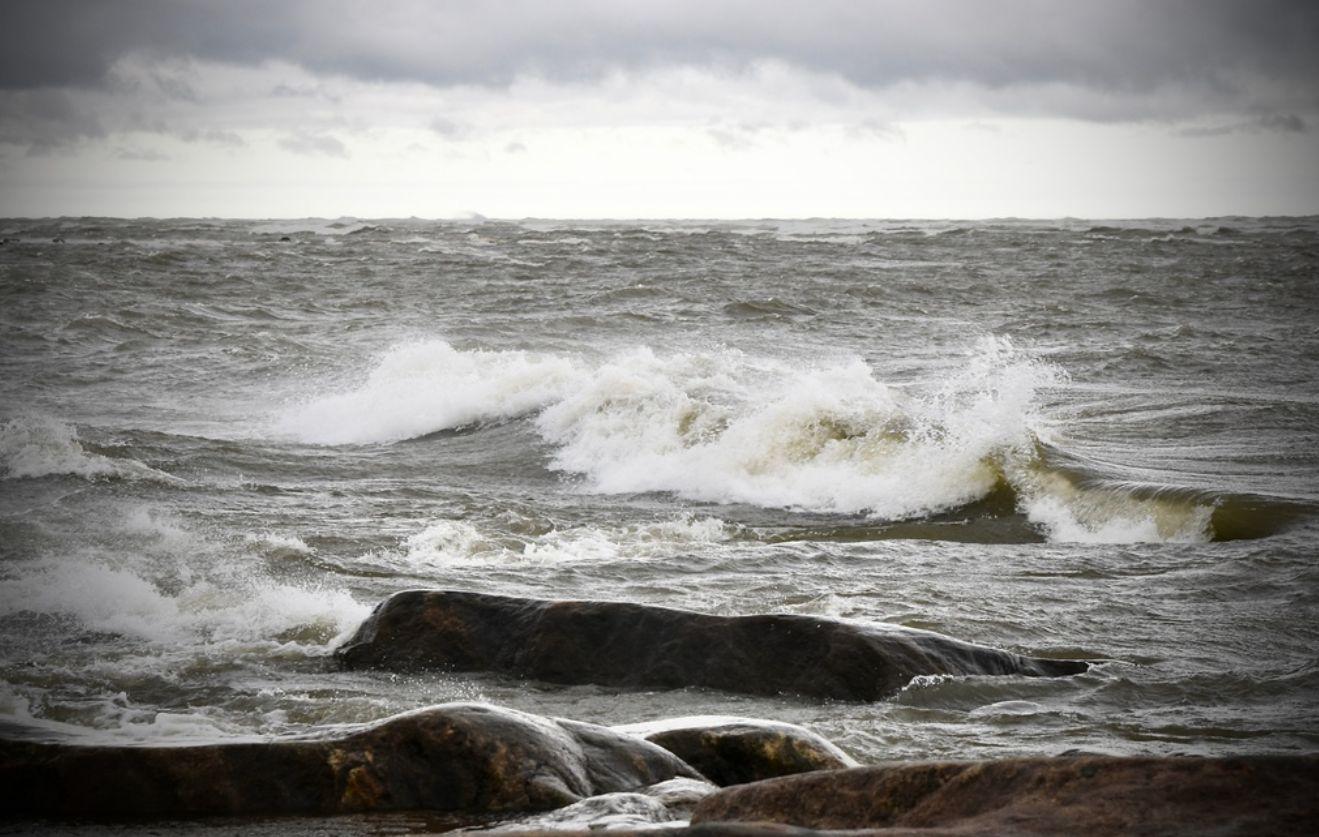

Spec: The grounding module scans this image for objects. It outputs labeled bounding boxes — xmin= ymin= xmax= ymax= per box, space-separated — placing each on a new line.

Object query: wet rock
xmin=334 ymin=590 xmax=1087 ymax=701
xmin=615 ymin=716 xmax=858 ymax=786
xmin=0 ymin=702 xmax=699 ymax=819
xmin=468 ymin=777 xmax=717 ymax=832
xmin=690 ymin=755 xmax=1319 ymax=835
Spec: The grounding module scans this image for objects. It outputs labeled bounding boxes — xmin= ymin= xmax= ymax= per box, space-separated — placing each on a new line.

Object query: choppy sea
xmin=1 ymin=216 xmax=1316 ymax=789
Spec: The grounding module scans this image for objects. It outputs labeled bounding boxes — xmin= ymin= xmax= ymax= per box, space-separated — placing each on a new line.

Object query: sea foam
xmin=276 ymin=337 xmax=1216 ymax=543
xmin=0 ymin=416 xmax=178 ymax=483
xmin=276 ymin=339 xmax=581 ymax=444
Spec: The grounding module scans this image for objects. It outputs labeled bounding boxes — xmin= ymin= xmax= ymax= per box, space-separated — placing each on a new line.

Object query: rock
xmin=334 ymin=590 xmax=1087 ymax=701
xmin=279 ymin=235 xmax=292 ymax=241
xmin=635 ymin=776 xmax=721 ymax=816
xmin=690 ymin=755 xmax=1319 ymax=835
xmin=0 ymin=702 xmax=699 ymax=819
xmin=615 ymin=716 xmax=858 ymax=786
xmin=466 ymin=777 xmax=717 ymax=832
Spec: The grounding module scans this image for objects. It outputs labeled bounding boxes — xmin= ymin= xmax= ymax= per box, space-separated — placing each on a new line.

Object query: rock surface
xmin=333 ymin=590 xmax=1087 ymax=701
xmin=690 ymin=755 xmax=1319 ymax=835
xmin=0 ymin=702 xmax=699 ymax=819
xmin=615 ymin=716 xmax=858 ymax=786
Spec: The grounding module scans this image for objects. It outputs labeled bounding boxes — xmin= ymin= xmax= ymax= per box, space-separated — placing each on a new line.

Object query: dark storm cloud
xmin=3 ymin=0 xmax=1317 ymax=118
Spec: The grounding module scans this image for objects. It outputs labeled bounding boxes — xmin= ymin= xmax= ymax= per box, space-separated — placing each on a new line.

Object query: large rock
xmin=334 ymin=590 xmax=1087 ymax=701
xmin=615 ymin=716 xmax=858 ymax=786
xmin=690 ymin=755 xmax=1319 ymax=835
xmin=0 ymin=702 xmax=699 ymax=819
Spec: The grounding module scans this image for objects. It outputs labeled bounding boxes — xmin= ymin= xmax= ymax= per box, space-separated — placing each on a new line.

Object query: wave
xmin=274 ymin=338 xmax=1299 ymax=544
xmin=0 ymin=416 xmax=181 ymax=483
xmin=382 ymin=515 xmax=732 ymax=570
xmin=0 ymin=506 xmax=368 ymax=650
xmin=274 ymin=340 xmax=581 ymax=445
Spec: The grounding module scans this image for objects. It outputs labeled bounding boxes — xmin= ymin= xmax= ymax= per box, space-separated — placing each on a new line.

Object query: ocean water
xmin=1 ymin=216 xmax=1317 ymax=776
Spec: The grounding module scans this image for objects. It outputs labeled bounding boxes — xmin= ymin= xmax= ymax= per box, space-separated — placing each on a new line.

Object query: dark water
xmin=1 ymin=217 xmax=1317 ymax=784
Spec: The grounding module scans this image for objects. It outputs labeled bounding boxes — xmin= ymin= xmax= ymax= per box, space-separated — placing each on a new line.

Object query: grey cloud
xmin=278 ymin=130 xmax=348 ymax=158
xmin=114 ymin=146 xmax=170 ymax=161
xmin=430 ymin=118 xmax=472 ymax=140
xmin=2 ymin=0 xmax=1317 ymax=122
xmin=0 ymin=89 xmax=104 ymax=151
xmin=178 ymin=128 xmax=246 ymax=147
xmin=1259 ymin=113 xmax=1308 ymax=133
xmin=1179 ymin=113 xmax=1309 ymax=137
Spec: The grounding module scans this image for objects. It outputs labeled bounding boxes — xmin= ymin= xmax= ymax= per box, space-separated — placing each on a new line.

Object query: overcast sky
xmin=2 ymin=0 xmax=1317 ymax=218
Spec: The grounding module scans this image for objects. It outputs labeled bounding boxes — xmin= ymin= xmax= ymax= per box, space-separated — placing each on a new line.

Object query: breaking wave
xmin=0 ymin=416 xmax=180 ymax=484
xmin=274 ymin=338 xmax=1288 ymax=544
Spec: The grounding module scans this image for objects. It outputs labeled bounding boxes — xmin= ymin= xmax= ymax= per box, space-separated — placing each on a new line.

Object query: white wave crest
xmin=276 ymin=339 xmax=582 ymax=444
xmin=274 ymin=337 xmax=1209 ymax=543
xmin=1017 ymin=473 xmax=1214 ymax=544
xmin=537 ymin=339 xmax=1056 ymax=519
xmin=388 ymin=515 xmax=731 ymax=569
xmin=0 ymin=507 xmax=369 ymax=648
xmin=0 ymin=416 xmax=179 ymax=483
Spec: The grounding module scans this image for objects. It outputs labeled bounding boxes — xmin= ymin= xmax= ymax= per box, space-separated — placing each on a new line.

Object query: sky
xmin=1 ymin=0 xmax=1317 ymax=219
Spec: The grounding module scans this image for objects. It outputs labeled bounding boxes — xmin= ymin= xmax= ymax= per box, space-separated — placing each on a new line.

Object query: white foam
xmin=0 ymin=416 xmax=177 ymax=483
xmin=276 ymin=339 xmax=582 ymax=444
xmin=389 ymin=515 xmax=731 ymax=569
xmin=274 ymin=337 xmax=1208 ymax=544
xmin=1021 ymin=489 xmax=1213 ymax=544
xmin=537 ymin=339 xmax=1054 ymax=519
xmin=245 ymin=532 xmax=316 ymax=559
xmin=0 ymin=507 xmax=370 ymax=649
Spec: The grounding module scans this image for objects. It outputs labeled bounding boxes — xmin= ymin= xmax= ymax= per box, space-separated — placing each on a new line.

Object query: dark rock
xmin=279 ymin=235 xmax=292 ymax=241
xmin=690 ymin=755 xmax=1319 ymax=835
xmin=334 ymin=590 xmax=1087 ymax=701
xmin=615 ymin=716 xmax=857 ymax=786
xmin=0 ymin=702 xmax=699 ymax=819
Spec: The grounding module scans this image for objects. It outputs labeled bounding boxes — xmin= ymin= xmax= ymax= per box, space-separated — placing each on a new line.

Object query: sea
xmin=0 ymin=216 xmax=1316 ymax=821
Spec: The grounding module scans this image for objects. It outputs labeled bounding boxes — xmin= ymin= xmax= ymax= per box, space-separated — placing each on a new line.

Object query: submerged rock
xmin=615 ymin=716 xmax=857 ymax=786
xmin=691 ymin=755 xmax=1319 ymax=835
xmin=0 ymin=702 xmax=698 ymax=819
xmin=334 ymin=590 xmax=1087 ymax=701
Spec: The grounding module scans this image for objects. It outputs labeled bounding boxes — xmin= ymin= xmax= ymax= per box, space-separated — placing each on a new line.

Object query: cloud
xmin=1178 ymin=113 xmax=1309 ymax=138
xmin=1 ymin=0 xmax=1316 ymax=124
xmin=114 ymin=146 xmax=170 ymax=161
xmin=178 ymin=128 xmax=246 ymax=148
xmin=278 ymin=129 xmax=348 ymax=157
xmin=0 ymin=88 xmax=104 ymax=151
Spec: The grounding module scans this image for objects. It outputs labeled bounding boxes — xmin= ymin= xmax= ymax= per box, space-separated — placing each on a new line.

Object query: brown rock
xmin=0 ymin=702 xmax=698 ymax=819
xmin=333 ymin=590 xmax=1087 ymax=701
xmin=615 ymin=716 xmax=858 ymax=786
xmin=690 ymin=755 xmax=1319 ymax=835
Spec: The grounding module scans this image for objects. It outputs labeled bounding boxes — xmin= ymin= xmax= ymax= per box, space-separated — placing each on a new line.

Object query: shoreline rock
xmin=333 ymin=590 xmax=1088 ymax=701
xmin=614 ymin=716 xmax=858 ymax=787
xmin=0 ymin=703 xmax=698 ymax=820
xmin=690 ymin=755 xmax=1319 ymax=835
